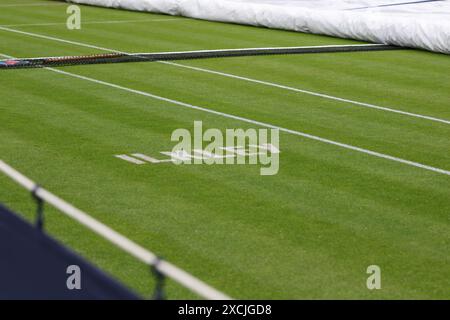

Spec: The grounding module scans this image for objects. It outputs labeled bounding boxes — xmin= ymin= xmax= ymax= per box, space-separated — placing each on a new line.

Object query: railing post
xmin=31 ymin=184 xmax=44 ymax=231
xmin=151 ymin=258 xmax=166 ymax=300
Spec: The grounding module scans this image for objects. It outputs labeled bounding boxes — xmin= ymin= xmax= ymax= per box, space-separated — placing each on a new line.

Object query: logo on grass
xmin=115 ymin=121 xmax=280 ymax=176
xmin=66 ymin=5 xmax=81 ymax=30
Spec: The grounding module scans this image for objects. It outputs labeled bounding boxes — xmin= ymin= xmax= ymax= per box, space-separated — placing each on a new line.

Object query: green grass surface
xmin=0 ymin=0 xmax=449 ymax=299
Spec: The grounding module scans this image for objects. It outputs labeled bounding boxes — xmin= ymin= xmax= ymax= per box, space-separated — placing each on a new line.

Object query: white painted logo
xmin=116 ymin=121 xmax=280 ymax=175
xmin=366 ymin=265 xmax=381 ymax=290
xmin=66 ymin=5 xmax=81 ymax=30
xmin=66 ymin=265 xmax=81 ymax=290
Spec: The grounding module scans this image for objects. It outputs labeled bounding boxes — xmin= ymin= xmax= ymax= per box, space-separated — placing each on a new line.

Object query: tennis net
xmin=0 ymin=44 xmax=403 ymax=70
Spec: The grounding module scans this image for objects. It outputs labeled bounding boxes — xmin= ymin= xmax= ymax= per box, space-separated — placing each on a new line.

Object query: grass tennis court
xmin=0 ymin=0 xmax=449 ymax=299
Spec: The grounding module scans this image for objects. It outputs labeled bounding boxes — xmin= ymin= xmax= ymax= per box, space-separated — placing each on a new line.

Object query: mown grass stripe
xmin=1 ymin=25 xmax=448 ymax=125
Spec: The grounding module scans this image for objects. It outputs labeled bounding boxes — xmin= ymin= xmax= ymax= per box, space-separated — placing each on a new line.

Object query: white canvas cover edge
xmin=68 ymin=0 xmax=450 ymax=54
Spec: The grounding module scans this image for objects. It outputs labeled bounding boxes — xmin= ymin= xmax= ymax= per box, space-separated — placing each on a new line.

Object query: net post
xmin=31 ymin=184 xmax=44 ymax=231
xmin=151 ymin=257 xmax=166 ymax=300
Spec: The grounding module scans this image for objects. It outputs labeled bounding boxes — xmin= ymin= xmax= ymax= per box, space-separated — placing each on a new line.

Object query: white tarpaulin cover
xmin=68 ymin=0 xmax=450 ymax=54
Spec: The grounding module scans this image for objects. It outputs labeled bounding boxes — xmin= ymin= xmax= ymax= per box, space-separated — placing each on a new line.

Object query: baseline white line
xmin=0 ymin=18 xmax=181 ymax=28
xmin=2 ymin=51 xmax=446 ymax=177
xmin=0 ymin=25 xmax=447 ymax=125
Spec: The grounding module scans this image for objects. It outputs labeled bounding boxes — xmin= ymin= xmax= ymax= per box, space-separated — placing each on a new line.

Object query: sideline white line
xmin=0 ymin=18 xmax=181 ymax=28
xmin=2 ymin=52 xmax=447 ymax=177
xmin=0 ymin=25 xmax=124 ymax=52
xmin=0 ymin=160 xmax=231 ymax=300
xmin=0 ymin=25 xmax=448 ymax=125
xmin=48 ymin=68 xmax=450 ymax=176
xmin=160 ymin=61 xmax=450 ymax=125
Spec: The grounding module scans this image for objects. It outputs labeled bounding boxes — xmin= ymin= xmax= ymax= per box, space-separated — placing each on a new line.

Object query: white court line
xmin=0 ymin=26 xmax=382 ymax=57
xmin=132 ymin=153 xmax=172 ymax=163
xmin=0 ymin=25 xmax=125 ymax=52
xmin=115 ymin=154 xmax=145 ymax=164
xmin=0 ymin=18 xmax=181 ymax=28
xmin=160 ymin=61 xmax=450 ymax=125
xmin=0 ymin=25 xmax=448 ymax=125
xmin=32 ymin=69 xmax=450 ymax=176
xmin=2 ymin=52 xmax=448 ymax=177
